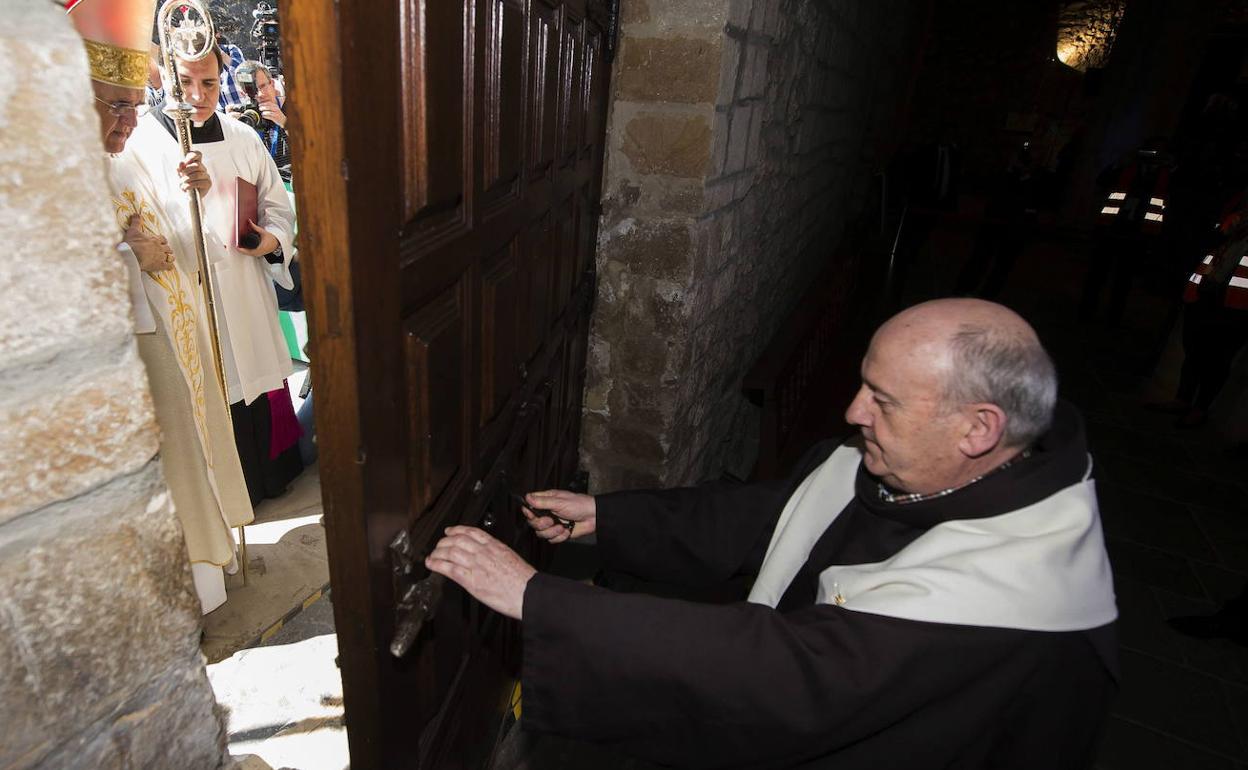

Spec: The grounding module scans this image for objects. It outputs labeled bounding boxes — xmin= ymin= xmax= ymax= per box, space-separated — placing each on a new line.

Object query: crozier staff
xmin=427 ymin=298 xmax=1119 ymax=770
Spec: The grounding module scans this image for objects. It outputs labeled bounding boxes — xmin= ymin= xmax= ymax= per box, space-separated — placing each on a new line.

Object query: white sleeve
xmin=253 ymin=137 xmax=296 ymax=290
xmin=118 ymin=242 xmax=158 ymax=334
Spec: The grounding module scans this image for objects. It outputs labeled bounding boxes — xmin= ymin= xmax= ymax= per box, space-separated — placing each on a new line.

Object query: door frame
xmin=280 ymin=0 xmax=408 ymax=765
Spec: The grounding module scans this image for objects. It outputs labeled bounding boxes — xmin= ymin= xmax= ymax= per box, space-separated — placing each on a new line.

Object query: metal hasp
xmin=389 ymin=529 xmax=444 ymax=658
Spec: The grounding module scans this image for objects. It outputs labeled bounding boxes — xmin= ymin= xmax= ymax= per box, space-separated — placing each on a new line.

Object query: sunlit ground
xmin=208 ymin=630 xmax=347 ymax=770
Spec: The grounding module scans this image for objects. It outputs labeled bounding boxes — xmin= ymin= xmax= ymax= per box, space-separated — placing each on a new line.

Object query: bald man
xmin=428 ymin=299 xmax=1119 ymax=769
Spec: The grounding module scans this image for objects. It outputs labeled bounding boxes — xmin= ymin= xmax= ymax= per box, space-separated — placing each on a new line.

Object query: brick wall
xmin=583 ymin=0 xmax=927 ymax=490
xmin=0 ymin=3 xmax=228 ymax=768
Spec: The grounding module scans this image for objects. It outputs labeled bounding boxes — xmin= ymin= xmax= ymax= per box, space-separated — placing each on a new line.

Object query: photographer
xmin=227 ymin=61 xmax=290 ymax=183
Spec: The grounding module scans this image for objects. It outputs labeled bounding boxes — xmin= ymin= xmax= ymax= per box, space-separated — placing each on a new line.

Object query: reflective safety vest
xmin=1097 ymin=163 xmax=1169 ymax=235
xmin=1185 ymin=251 xmax=1248 ymax=310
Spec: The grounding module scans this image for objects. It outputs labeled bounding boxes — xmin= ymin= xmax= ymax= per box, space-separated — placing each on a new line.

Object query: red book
xmin=234 ymin=176 xmax=260 ymax=249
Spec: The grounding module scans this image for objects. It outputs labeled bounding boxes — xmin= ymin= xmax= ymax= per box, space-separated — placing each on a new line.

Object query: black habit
xmin=520 ymin=403 xmax=1118 ymax=769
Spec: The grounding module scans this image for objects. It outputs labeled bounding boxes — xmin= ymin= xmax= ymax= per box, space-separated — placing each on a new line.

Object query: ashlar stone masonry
xmin=583 ymin=0 xmax=926 ymax=490
xmin=0 ymin=2 xmax=229 ymax=768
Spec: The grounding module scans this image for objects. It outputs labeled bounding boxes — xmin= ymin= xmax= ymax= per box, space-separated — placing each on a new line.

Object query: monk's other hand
xmin=521 ymin=489 xmax=596 ymax=543
xmin=425 ymin=526 xmax=536 ymax=620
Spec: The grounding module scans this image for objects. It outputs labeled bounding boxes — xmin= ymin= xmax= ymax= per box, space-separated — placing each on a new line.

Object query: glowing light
xmin=1101 ymin=206 xmax=1120 ymax=215
xmin=1056 ymin=0 xmax=1126 ymax=72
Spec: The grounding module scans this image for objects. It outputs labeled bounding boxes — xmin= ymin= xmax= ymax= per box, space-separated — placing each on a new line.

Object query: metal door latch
xmin=388 ymin=529 xmax=444 ymax=658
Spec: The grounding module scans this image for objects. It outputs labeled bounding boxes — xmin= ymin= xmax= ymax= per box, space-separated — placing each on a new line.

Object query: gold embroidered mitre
xmin=66 ymin=0 xmax=157 ymax=88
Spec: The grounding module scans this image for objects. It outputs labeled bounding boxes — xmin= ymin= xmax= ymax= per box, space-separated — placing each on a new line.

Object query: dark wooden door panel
xmin=558 ymin=11 xmax=584 ymax=166
xmin=527 ymin=1 xmax=561 ymax=180
xmin=481 ymin=241 xmax=523 ymax=428
xmin=401 ymin=0 xmax=470 ymax=234
xmin=289 ymin=0 xmax=614 ymax=766
xmin=404 ymin=280 xmax=470 ymax=517
xmin=480 ymin=0 xmax=525 ymax=211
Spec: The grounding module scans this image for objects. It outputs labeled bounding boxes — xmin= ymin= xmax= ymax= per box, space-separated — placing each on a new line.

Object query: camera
xmin=233 ymin=69 xmax=265 ymax=129
xmin=251 ymin=2 xmax=282 ymax=75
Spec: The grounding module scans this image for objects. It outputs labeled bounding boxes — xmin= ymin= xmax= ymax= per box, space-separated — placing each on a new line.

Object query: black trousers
xmin=1177 ymin=296 xmax=1248 ymax=411
xmin=230 ymin=394 xmax=304 ymax=506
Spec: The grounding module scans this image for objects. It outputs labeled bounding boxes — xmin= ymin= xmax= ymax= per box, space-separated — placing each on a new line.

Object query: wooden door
xmin=282 ymin=0 xmax=615 ymax=766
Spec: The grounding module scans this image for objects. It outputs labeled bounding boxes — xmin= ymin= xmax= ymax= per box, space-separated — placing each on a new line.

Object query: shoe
xmin=1168 ymin=612 xmax=1248 ymax=646
xmin=1143 ymin=398 xmax=1191 ymax=415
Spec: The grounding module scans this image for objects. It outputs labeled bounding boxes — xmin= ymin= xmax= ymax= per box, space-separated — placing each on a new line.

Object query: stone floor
xmin=202 ymin=458 xmax=343 ymax=770
xmin=210 ymin=592 xmax=347 ymax=770
xmin=202 ymin=465 xmax=330 ymax=663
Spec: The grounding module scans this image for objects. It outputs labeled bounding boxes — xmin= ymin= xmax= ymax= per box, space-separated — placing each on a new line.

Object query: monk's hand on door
xmin=521 ymin=490 xmax=596 ymax=543
xmin=426 ymin=526 xmax=536 ymax=620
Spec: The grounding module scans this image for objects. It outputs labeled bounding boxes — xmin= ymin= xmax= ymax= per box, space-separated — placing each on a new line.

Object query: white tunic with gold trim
xmin=105 ymin=149 xmax=255 ymax=615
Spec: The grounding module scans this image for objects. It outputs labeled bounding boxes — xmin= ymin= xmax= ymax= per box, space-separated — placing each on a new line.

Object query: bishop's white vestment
xmin=104 ymin=148 xmax=255 ymax=615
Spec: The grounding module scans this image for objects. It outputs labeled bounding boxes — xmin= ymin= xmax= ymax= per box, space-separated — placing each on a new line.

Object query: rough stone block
xmin=704 ymin=177 xmax=737 ymax=210
xmin=738 ymin=43 xmax=768 ymax=100
xmin=620 ymin=0 xmax=650 ymax=26
xmin=654 ymin=179 xmax=707 ymax=215
xmin=728 ymin=0 xmax=753 ymax=31
xmin=614 ymin=331 xmax=675 ymax=379
xmin=716 ymin=35 xmax=742 ymax=107
xmin=621 ymin=111 xmax=713 ymax=178
xmin=598 ymin=219 xmax=693 ymax=281
xmin=709 ymin=109 xmax=732 ymax=177
xmin=606 ymin=422 xmax=668 ymax=462
xmin=745 ymin=106 xmax=765 ymax=166
xmin=0 ymin=3 xmax=137 ymax=377
xmin=0 ymin=353 xmax=159 ymax=525
xmin=725 ymin=104 xmax=754 ymax=173
xmin=31 ymin=663 xmax=225 ymax=770
xmin=607 ymin=376 xmax=676 ymax=429
xmin=616 ymin=37 xmax=723 ymax=104
xmin=0 ymin=462 xmax=219 ymax=769
xmin=643 ymin=0 xmax=730 ymax=34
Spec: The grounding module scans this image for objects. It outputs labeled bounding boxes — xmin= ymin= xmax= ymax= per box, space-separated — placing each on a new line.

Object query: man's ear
xmin=958 ymin=403 xmax=1007 ymax=458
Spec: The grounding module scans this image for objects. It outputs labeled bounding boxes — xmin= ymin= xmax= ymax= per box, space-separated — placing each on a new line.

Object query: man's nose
xmin=118 ymin=109 xmax=139 ymax=128
xmin=845 ymin=386 xmax=871 ymax=427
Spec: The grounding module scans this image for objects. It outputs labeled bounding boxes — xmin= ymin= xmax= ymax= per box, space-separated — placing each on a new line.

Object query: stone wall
xmin=0 ymin=3 xmax=228 ymax=768
xmin=582 ymin=0 xmax=927 ymax=490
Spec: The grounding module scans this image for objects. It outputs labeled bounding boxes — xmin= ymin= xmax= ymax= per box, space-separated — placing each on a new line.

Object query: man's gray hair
xmin=943 ymin=323 xmax=1058 ymax=448
xmin=235 ymin=60 xmax=272 ymax=83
